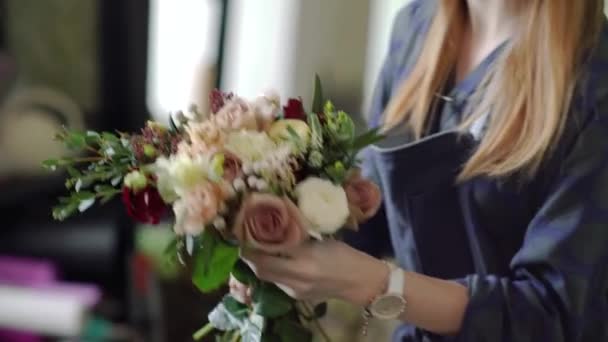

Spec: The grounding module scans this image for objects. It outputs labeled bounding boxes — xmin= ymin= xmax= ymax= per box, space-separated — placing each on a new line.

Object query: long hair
xmin=383 ymin=1 xmax=605 ymax=180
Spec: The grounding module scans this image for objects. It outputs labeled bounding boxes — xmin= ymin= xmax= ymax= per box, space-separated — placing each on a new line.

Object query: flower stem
xmin=230 ymin=331 xmax=241 ymax=342
xmin=192 ymin=322 xmax=215 ymax=341
xmin=72 ymin=157 xmax=104 ymax=163
xmin=302 ymin=302 xmax=331 ymax=342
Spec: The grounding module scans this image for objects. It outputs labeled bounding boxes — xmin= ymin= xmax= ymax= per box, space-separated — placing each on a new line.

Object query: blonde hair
xmin=383 ymin=1 xmax=605 ymax=180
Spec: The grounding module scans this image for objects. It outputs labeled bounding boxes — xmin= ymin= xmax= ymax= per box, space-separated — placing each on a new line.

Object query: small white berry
xmin=233 ymin=178 xmax=246 ymax=192
xmin=242 ymin=163 xmax=253 ymax=175
xmin=256 ymin=180 xmax=268 ymax=191
xmin=252 ymin=162 xmax=262 ymax=174
xmin=258 ymin=161 xmax=270 ymax=171
xmin=247 ymin=176 xmax=258 ymax=188
xmin=213 ymin=217 xmax=227 ymax=230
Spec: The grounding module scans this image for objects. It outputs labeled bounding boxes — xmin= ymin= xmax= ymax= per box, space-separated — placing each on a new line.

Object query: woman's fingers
xmin=240 ymin=248 xmax=298 ymax=282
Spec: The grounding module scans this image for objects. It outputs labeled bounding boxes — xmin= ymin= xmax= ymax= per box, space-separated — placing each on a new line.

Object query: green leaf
xmin=192 ymin=229 xmax=239 ymax=293
xmin=85 ymin=131 xmax=101 ymax=145
xmin=222 ymin=295 xmax=250 ymax=320
xmin=273 ymin=318 xmax=313 ymax=342
xmin=260 ymin=333 xmax=282 ymax=342
xmin=252 ymin=283 xmax=294 ymax=318
xmin=232 ymin=259 xmax=258 ymax=286
xmin=307 ymin=114 xmax=324 ymax=149
xmin=75 ymin=191 xmax=95 ymax=200
xmin=351 ymin=128 xmax=385 ymax=151
xmin=64 ymin=132 xmax=87 ymax=150
xmin=101 ymin=132 xmax=121 ymax=143
xmin=311 ymin=74 xmax=324 ymax=114
xmin=52 ymin=201 xmax=79 ymax=221
xmin=163 ymin=236 xmax=179 ymax=258
xmin=169 ymin=115 xmax=179 ymax=132
xmin=66 ymin=166 xmax=81 ymax=178
xmin=42 ymin=159 xmax=59 ymax=171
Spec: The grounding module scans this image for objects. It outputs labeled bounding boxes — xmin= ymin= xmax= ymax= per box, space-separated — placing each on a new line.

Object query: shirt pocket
xmin=372 ymin=131 xmax=477 ymax=278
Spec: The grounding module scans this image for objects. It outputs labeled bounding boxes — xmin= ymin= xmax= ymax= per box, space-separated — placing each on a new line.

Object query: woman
xmin=242 ymin=0 xmax=608 ymax=340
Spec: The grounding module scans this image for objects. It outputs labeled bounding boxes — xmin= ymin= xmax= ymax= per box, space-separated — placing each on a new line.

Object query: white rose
xmin=295 ymin=177 xmax=349 ymax=234
xmin=225 ymin=131 xmax=277 ymax=162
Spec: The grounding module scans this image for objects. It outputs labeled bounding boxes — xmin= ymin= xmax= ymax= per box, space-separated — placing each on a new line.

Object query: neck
xmin=465 ymin=0 xmax=518 ymax=42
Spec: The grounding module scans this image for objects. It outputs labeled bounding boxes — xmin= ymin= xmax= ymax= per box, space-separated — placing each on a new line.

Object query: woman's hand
xmin=241 ymin=240 xmax=389 ymax=306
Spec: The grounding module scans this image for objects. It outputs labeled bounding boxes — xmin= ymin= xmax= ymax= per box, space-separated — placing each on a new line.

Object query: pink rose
xmin=214 ymin=98 xmax=258 ymax=131
xmin=229 ymin=275 xmax=252 ymax=305
xmin=344 ymin=170 xmax=382 ymax=230
xmin=232 ymin=194 xmax=308 ymax=253
xmin=173 ymin=183 xmax=224 ymax=235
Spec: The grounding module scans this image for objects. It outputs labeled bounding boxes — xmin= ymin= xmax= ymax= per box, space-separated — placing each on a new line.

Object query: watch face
xmin=370 ymin=295 xmax=407 ymax=320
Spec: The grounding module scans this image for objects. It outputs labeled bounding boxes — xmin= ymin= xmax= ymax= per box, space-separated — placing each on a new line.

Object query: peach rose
xmin=173 ymin=182 xmax=224 ymax=236
xmin=229 ymin=275 xmax=252 ymax=305
xmin=232 ymin=194 xmax=308 ymax=253
xmin=214 ymin=98 xmax=258 ymax=132
xmin=344 ymin=170 xmax=382 ymax=230
xmin=184 ymin=121 xmax=224 ymax=155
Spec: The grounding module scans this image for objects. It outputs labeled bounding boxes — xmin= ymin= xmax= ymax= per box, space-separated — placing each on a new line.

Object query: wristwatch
xmin=367 ymin=262 xmax=407 ymax=320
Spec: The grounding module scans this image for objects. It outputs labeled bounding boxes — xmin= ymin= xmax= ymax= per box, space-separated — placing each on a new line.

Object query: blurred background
xmin=0 ymin=1 xmax=606 ymax=341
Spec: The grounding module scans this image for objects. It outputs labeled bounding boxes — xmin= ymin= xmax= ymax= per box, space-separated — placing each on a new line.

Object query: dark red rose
xmin=283 ymin=98 xmax=307 ymax=121
xmin=121 ymin=187 xmax=167 ymax=224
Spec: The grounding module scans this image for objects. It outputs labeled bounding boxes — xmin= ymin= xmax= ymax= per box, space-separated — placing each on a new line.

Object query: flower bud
xmin=308 ymin=151 xmax=324 ymax=168
xmin=143 ymin=144 xmax=157 ymax=158
xmin=124 ymin=171 xmax=148 ymax=192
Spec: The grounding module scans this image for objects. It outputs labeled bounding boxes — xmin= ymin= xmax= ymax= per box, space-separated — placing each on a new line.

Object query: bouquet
xmin=44 ymin=76 xmax=384 ymax=342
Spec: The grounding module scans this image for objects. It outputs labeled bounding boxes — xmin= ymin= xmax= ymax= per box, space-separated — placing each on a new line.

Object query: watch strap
xmin=386 ymin=262 xmax=405 ymax=295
